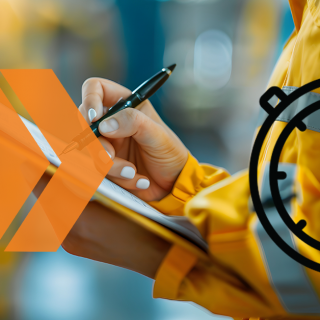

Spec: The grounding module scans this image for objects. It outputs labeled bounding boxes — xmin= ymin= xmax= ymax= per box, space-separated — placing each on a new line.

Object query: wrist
xmin=148 ymin=152 xmax=203 ymax=216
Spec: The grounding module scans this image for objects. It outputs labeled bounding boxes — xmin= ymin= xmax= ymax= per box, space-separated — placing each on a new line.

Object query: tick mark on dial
xmin=296 ymin=219 xmax=307 ymax=230
xmin=296 ymin=121 xmax=307 ymax=132
xmin=277 ymin=171 xmax=287 ymax=180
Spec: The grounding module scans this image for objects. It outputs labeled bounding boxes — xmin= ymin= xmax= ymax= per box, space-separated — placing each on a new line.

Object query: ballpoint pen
xmin=60 ymin=64 xmax=176 ymax=156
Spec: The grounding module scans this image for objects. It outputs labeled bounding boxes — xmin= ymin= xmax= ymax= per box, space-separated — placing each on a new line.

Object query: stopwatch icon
xmin=249 ymin=79 xmax=320 ymax=272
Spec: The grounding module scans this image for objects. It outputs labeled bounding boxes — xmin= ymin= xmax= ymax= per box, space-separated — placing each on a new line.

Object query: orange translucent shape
xmin=0 ymin=90 xmax=49 ymax=241
xmin=2 ymin=70 xmax=112 ymax=251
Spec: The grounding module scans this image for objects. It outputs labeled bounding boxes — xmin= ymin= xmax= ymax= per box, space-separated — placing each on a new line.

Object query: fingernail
xmin=99 ymin=118 xmax=119 ymax=133
xmin=88 ymin=108 xmax=97 ymax=122
xmin=106 ymin=151 xmax=112 ymax=159
xmin=120 ymin=166 xmax=135 ymax=179
xmin=136 ymin=179 xmax=150 ymax=189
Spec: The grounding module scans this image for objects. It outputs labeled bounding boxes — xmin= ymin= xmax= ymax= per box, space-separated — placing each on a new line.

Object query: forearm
xmin=34 ymin=172 xmax=171 ymax=279
xmin=62 ymin=201 xmax=172 ymax=279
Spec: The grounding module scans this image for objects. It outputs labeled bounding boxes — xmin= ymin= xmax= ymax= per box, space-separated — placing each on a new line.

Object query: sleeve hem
xmin=149 ymin=153 xmax=204 ymax=216
xmin=153 ymin=244 xmax=198 ymax=300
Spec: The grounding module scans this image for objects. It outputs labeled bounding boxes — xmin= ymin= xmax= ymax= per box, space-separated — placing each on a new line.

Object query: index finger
xmin=81 ymin=78 xmax=132 ymax=123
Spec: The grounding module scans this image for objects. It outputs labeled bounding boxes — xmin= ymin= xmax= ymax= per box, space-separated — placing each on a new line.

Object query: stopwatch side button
xmin=260 ymin=86 xmax=287 ymax=115
xmin=277 ymin=171 xmax=287 ymax=180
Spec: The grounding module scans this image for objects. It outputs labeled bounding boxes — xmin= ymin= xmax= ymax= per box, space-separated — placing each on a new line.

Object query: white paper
xmin=20 ymin=116 xmax=207 ymax=251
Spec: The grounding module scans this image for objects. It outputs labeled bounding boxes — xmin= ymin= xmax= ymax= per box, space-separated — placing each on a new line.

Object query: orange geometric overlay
xmin=0 ymin=70 xmax=113 ymax=251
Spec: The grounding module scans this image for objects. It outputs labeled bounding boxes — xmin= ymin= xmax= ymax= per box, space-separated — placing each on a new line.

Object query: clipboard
xmin=45 ymin=163 xmax=209 ymax=261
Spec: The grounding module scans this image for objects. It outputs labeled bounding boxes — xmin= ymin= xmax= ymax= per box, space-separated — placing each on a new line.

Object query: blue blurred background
xmin=0 ymin=0 xmax=294 ymax=319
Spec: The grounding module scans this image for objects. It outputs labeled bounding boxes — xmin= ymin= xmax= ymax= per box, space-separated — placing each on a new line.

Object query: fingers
xmin=98 ymin=108 xmax=166 ymax=147
xmin=108 ymin=174 xmax=150 ymax=191
xmin=91 ymin=139 xmax=151 ymax=190
xmin=108 ymin=157 xmax=136 ymax=179
xmin=107 ymin=157 xmax=150 ymax=190
xmin=92 ymin=150 xmax=151 ymax=190
xmin=98 ymin=136 xmax=115 ymax=159
xmin=81 ymin=78 xmax=132 ymax=125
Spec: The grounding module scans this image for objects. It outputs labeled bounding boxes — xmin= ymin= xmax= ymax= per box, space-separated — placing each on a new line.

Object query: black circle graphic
xmin=249 ymin=79 xmax=320 ymax=272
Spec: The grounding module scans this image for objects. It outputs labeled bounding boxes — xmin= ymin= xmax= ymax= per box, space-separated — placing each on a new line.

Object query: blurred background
xmin=0 ymin=0 xmax=294 ymax=319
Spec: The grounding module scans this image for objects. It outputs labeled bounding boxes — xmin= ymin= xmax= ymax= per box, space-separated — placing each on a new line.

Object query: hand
xmin=33 ymin=173 xmax=171 ymax=279
xmin=80 ymin=78 xmax=188 ymax=202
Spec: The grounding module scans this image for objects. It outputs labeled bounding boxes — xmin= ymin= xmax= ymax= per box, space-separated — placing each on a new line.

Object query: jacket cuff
xmin=149 ymin=153 xmax=204 ymax=216
xmin=153 ymin=244 xmax=197 ymax=300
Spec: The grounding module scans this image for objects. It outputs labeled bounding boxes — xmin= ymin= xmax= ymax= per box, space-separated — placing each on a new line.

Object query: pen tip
xmin=167 ymin=64 xmax=176 ymax=73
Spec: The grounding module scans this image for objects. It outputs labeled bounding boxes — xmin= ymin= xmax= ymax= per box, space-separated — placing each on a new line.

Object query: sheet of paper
xmin=20 ymin=116 xmax=208 ymax=251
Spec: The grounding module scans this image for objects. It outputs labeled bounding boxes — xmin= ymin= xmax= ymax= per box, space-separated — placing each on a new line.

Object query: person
xmin=61 ymin=1 xmax=320 ymax=319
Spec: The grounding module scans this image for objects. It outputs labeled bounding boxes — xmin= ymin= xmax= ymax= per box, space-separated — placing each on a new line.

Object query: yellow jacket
xmin=150 ymin=1 xmax=320 ymax=319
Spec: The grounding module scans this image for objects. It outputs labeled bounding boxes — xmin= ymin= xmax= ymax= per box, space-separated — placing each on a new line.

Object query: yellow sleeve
xmin=151 ymin=155 xmax=320 ymax=319
xmin=150 ymin=154 xmax=287 ymax=319
xmin=149 ymin=6 xmax=320 ymax=318
xmin=149 ymin=152 xmax=230 ymax=217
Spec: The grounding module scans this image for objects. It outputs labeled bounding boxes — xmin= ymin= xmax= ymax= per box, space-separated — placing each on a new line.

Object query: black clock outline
xmin=249 ymin=79 xmax=320 ymax=272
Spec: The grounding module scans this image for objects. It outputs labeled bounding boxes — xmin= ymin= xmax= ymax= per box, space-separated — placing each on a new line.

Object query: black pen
xmin=60 ymin=64 xmax=176 ymax=155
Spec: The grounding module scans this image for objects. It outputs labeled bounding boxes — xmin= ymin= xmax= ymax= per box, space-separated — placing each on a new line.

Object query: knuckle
xmin=126 ymin=108 xmax=141 ymax=124
xmin=83 ymin=92 xmax=100 ymax=101
xmin=82 ymin=77 xmax=99 ymax=89
xmin=82 ymin=79 xmax=104 ymax=103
